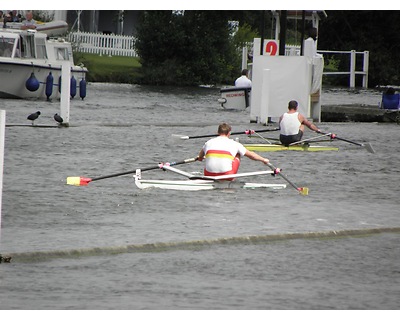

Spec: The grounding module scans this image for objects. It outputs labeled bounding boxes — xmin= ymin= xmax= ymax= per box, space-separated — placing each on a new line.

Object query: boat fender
xmin=70 ymin=76 xmax=77 ymax=98
xmin=25 ymin=73 xmax=40 ymax=92
xmin=79 ymin=78 xmax=87 ymax=100
xmin=45 ymin=72 xmax=54 ymax=99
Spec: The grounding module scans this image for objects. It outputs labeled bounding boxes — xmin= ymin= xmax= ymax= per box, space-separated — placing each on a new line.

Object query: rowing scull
xmin=244 ymin=143 xmax=339 ymax=152
xmin=134 ymin=165 xmax=286 ymax=191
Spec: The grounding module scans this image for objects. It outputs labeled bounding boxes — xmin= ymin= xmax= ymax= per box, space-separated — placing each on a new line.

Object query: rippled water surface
xmin=0 ymin=83 xmax=399 ymax=310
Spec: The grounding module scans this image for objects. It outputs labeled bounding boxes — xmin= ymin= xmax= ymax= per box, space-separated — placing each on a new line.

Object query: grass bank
xmin=74 ymin=53 xmax=141 ymax=83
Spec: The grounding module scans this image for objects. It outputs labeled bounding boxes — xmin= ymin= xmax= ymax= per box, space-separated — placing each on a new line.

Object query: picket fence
xmin=68 ymin=31 xmax=137 ymax=57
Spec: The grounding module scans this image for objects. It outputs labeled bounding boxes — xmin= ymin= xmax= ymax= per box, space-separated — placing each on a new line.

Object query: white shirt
xmin=202 ymin=136 xmax=247 ymax=173
xmin=280 ymin=112 xmax=301 ymax=136
xmin=235 ymin=75 xmax=252 ymax=88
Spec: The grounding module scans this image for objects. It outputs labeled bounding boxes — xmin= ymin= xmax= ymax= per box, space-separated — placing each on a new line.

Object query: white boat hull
xmin=218 ymin=86 xmax=251 ymax=110
xmin=134 ymin=164 xmax=287 ymax=191
xmin=0 ymin=61 xmax=86 ymax=99
xmin=135 ymin=178 xmax=286 ymax=191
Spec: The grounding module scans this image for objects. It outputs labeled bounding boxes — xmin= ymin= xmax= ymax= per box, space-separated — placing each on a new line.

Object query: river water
xmin=0 ymin=83 xmax=399 ymax=310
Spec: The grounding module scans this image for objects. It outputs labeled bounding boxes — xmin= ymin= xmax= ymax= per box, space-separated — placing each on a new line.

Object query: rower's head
xmin=288 ymin=100 xmax=298 ymax=111
xmin=218 ymin=122 xmax=232 ymax=136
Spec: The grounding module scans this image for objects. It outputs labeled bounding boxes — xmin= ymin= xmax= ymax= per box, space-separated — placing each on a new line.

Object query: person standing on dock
xmin=197 ymin=123 xmax=269 ymax=178
xmin=279 ymin=100 xmax=321 ymax=146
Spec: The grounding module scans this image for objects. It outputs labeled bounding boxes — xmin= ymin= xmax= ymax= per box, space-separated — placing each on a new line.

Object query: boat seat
xmin=381 ymin=93 xmax=400 ymax=110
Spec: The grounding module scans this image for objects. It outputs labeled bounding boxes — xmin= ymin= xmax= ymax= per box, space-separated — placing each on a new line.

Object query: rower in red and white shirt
xmin=198 ymin=123 xmax=270 ymax=178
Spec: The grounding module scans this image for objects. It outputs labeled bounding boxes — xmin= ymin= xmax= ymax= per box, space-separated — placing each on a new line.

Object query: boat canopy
xmin=0 ymin=29 xmax=73 ymax=63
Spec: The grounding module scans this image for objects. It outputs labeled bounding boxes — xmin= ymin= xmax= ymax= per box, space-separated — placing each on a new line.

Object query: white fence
xmin=318 ymin=50 xmax=369 ymax=88
xmin=68 ymin=31 xmax=137 ymax=57
xmin=284 ymin=47 xmax=370 ymax=88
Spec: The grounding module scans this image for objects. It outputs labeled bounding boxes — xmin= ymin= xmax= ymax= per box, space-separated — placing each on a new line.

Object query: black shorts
xmin=280 ymin=131 xmax=303 ymax=146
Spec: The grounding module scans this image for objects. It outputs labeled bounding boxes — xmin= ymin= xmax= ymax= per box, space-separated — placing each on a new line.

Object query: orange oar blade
xmin=66 ymin=177 xmax=92 ymax=186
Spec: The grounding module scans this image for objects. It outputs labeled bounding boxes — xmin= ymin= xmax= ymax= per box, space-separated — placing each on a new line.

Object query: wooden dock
xmin=321 ymin=104 xmax=399 ymax=123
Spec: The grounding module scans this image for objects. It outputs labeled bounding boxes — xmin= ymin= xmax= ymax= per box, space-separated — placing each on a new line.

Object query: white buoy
xmin=0 ymin=109 xmax=5 ymax=241
xmin=60 ymin=61 xmax=71 ymax=127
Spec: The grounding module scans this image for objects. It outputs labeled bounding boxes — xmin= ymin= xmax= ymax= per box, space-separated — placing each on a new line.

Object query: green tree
xmin=232 ymin=22 xmax=259 ymax=50
xmin=134 ymin=10 xmax=240 ymax=86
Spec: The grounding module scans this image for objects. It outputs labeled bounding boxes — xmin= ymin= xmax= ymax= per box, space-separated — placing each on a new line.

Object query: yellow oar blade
xmin=66 ymin=177 xmax=92 ymax=186
xmin=298 ymin=187 xmax=309 ymax=196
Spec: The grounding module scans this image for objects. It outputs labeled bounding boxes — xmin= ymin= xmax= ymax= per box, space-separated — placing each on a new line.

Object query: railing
xmin=242 ymin=43 xmax=369 ymax=88
xmin=283 ymin=46 xmax=369 ymax=88
xmin=318 ymin=50 xmax=369 ymax=88
xmin=68 ymin=31 xmax=137 ymax=57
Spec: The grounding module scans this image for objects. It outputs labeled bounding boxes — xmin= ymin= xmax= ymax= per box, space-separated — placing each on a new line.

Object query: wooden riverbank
xmin=321 ymin=104 xmax=399 ymax=123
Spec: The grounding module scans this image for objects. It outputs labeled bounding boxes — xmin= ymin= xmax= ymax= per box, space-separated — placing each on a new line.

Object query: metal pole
xmin=300 ymin=10 xmax=306 ymax=56
xmin=0 ymin=110 xmax=5 ymax=243
xmin=260 ymin=10 xmax=265 ymax=55
xmin=279 ymin=11 xmax=287 ymax=56
xmin=242 ymin=47 xmax=248 ymax=70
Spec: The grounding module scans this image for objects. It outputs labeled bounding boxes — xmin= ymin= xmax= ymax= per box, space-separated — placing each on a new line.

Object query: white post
xmin=0 ymin=110 xmax=5 ymax=242
xmin=350 ymin=50 xmax=356 ymax=88
xmin=60 ymin=62 xmax=71 ymax=127
xmin=260 ymin=69 xmax=271 ymax=124
xmin=241 ymin=47 xmax=248 ymax=70
xmin=363 ymin=51 xmax=369 ymax=88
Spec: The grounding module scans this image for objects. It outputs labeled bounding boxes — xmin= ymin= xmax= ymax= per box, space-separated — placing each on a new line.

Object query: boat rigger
xmin=134 ymin=165 xmax=287 ymax=191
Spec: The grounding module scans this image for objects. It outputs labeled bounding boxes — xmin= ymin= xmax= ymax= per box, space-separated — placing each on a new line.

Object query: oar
xmin=319 ymin=132 xmax=375 ymax=154
xmin=67 ymin=157 xmax=198 ymax=186
xmin=173 ymin=128 xmax=279 ymax=140
xmin=289 ymin=132 xmax=333 ymax=146
xmin=266 ymin=162 xmax=309 ymax=196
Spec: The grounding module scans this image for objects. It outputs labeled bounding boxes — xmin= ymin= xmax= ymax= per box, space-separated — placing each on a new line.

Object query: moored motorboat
xmin=0 ymin=27 xmax=87 ymax=100
xmin=218 ymin=86 xmax=251 ymax=110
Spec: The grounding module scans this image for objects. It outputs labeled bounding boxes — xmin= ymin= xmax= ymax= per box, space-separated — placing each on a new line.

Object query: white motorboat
xmin=0 ymin=27 xmax=87 ymax=100
xmin=218 ymin=86 xmax=251 ymax=110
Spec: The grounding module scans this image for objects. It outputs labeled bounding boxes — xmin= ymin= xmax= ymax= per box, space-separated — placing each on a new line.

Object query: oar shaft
xmin=180 ymin=128 xmax=279 ymax=140
xmin=289 ymin=133 xmax=332 ymax=146
xmin=266 ymin=163 xmax=303 ymax=193
xmin=318 ymin=131 xmax=375 ymax=153
xmin=91 ymin=166 xmax=159 ymax=182
xmin=87 ymin=158 xmax=198 ymax=182
xmin=333 ymin=136 xmax=363 ymax=147
xmin=319 ymin=131 xmax=362 ymax=146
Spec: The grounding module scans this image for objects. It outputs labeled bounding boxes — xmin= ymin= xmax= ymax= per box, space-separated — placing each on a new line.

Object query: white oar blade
xmin=171 ymin=134 xmax=189 ymax=140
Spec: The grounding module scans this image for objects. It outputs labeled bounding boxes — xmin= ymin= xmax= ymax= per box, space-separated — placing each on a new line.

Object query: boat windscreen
xmin=0 ymin=37 xmax=15 ymax=57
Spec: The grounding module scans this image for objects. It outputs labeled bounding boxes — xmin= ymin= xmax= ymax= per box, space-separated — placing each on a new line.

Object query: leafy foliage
xmin=134 ymin=11 xmax=240 ymax=86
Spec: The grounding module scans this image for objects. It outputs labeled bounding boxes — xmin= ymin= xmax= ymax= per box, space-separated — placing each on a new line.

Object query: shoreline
xmin=321 ymin=104 xmax=399 ymax=123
